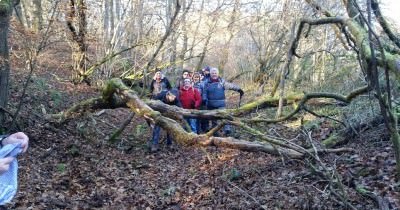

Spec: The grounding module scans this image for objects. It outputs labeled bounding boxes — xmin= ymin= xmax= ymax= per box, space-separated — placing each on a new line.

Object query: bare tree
xmin=66 ymin=0 xmax=89 ymax=84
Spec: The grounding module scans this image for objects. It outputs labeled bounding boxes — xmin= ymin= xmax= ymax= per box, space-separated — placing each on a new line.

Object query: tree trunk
xmin=195 ymin=15 xmax=219 ymax=71
xmin=32 ymin=0 xmax=42 ymax=31
xmin=188 ymin=0 xmax=204 ymax=60
xmin=66 ymin=0 xmax=88 ymax=84
xmin=218 ymin=0 xmax=239 ymax=74
xmin=0 ymin=0 xmax=15 ymax=126
xmin=110 ymin=0 xmax=114 ymax=37
xmin=19 ymin=0 xmax=31 ymax=28
xmin=276 ymin=22 xmax=296 ymax=118
xmin=167 ymin=0 xmax=177 ymax=69
xmin=178 ymin=0 xmax=190 ymax=70
xmin=103 ymin=0 xmax=110 ymax=43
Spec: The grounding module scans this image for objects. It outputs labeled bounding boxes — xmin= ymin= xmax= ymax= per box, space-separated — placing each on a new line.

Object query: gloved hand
xmin=238 ymin=89 xmax=244 ymax=97
xmin=2 ymin=132 xmax=29 ymax=153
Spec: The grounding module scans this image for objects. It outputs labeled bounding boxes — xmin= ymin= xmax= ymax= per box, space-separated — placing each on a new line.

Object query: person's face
xmin=155 ymin=71 xmax=162 ymax=79
xmin=204 ymin=70 xmax=210 ymax=76
xmin=183 ymin=79 xmax=192 ymax=88
xmin=193 ymin=75 xmax=200 ymax=83
xmin=182 ymin=72 xmax=189 ymax=78
xmin=210 ymin=70 xmax=218 ymax=79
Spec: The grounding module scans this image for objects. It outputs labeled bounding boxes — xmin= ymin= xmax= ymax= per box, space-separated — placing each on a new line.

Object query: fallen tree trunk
xmin=104 ymin=78 xmax=305 ymax=158
xmin=50 ymin=78 xmax=360 ymax=157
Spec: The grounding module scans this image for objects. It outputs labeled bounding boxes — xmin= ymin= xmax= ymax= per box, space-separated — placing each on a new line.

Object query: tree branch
xmin=371 ymin=0 xmax=400 ymax=49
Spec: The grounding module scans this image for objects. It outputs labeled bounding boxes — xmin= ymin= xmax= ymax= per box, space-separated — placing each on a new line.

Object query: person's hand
xmin=0 ymin=157 xmax=15 ymax=174
xmin=238 ymin=89 xmax=244 ymax=97
xmin=2 ymin=132 xmax=29 ymax=153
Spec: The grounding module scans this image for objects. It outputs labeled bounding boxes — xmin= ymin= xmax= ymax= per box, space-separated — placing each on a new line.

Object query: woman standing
xmin=149 ymin=70 xmax=172 ymax=98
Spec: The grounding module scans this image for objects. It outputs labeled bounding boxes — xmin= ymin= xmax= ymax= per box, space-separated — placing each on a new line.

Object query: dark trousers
xmin=204 ymin=106 xmax=231 ymax=134
xmin=151 ymin=125 xmax=172 ymax=145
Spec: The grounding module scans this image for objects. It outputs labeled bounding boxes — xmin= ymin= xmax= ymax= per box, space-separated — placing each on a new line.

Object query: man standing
xmin=149 ymin=89 xmax=181 ymax=152
xmin=202 ymin=67 xmax=244 ymax=136
xmin=175 ymin=69 xmax=191 ymax=89
xmin=201 ymin=66 xmax=210 ymax=82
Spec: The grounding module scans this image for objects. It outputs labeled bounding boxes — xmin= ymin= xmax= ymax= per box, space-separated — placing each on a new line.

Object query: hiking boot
xmin=150 ymin=144 xmax=159 ymax=152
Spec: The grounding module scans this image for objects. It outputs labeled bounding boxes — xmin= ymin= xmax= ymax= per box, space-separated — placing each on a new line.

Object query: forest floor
xmin=3 ymin=45 xmax=400 ymax=210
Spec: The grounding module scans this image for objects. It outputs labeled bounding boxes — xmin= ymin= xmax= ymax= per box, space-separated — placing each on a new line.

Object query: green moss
xmin=0 ymin=1 xmax=11 ymax=15
xmin=321 ymin=134 xmax=340 ymax=148
xmin=355 ymin=185 xmax=369 ymax=194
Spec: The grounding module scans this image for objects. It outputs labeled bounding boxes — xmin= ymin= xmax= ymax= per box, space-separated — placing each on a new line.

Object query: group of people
xmin=148 ymin=66 xmax=244 ymax=152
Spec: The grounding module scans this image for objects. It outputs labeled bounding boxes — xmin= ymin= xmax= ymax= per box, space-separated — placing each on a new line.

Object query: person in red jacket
xmin=179 ymin=78 xmax=202 ymax=133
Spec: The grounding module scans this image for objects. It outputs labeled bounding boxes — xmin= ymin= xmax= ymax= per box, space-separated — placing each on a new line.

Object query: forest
xmin=0 ymin=0 xmax=399 ymax=209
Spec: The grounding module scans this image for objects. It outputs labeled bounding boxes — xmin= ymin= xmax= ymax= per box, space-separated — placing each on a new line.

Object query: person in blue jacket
xmin=148 ymin=89 xmax=181 ymax=152
xmin=202 ymin=67 xmax=244 ymax=136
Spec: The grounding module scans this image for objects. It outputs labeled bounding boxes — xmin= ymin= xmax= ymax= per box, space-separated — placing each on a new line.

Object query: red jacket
xmin=179 ymin=86 xmax=202 ymax=109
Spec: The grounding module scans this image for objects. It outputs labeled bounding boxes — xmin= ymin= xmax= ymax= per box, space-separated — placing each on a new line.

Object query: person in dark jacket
xmin=192 ymin=72 xmax=207 ymax=133
xmin=175 ymin=69 xmax=191 ymax=89
xmin=192 ymin=72 xmax=202 ymax=93
xmin=202 ymin=67 xmax=244 ymax=136
xmin=149 ymin=89 xmax=181 ymax=152
xmin=150 ymin=70 xmax=171 ymax=98
xmin=179 ymin=78 xmax=202 ymax=133
xmin=201 ymin=66 xmax=210 ymax=81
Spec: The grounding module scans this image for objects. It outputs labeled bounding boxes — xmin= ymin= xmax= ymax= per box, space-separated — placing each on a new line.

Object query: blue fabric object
xmin=0 ymin=143 xmax=22 ymax=205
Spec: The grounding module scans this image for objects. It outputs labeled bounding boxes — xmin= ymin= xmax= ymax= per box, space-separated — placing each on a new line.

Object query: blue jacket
xmin=202 ymin=77 xmax=241 ymax=108
xmin=193 ymin=81 xmax=203 ymax=95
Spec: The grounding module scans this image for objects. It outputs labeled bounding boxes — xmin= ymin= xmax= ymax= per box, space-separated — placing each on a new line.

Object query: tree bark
xmin=32 ymin=0 xmax=42 ymax=31
xmin=66 ymin=0 xmax=89 ymax=84
xmin=0 ymin=0 xmax=17 ymax=126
